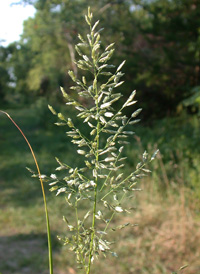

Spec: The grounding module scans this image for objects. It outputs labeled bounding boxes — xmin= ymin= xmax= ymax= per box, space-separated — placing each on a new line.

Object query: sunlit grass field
xmin=0 ymin=102 xmax=200 ymax=273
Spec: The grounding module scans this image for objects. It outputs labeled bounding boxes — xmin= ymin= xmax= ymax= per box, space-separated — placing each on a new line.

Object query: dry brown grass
xmin=51 ymin=186 xmax=200 ymax=274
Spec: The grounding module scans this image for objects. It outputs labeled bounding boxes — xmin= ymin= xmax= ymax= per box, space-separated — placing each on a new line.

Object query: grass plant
xmin=46 ymin=7 xmax=158 ymax=274
xmin=1 ymin=8 xmax=156 ymax=273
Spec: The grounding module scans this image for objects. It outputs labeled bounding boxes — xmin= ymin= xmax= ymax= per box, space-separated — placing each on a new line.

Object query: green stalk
xmin=87 ymin=123 xmax=100 ymax=273
xmin=0 ymin=110 xmax=53 ymax=274
xmin=75 ymin=200 xmax=86 ymax=270
xmin=87 ymin=41 xmax=100 ymax=271
xmin=87 ymin=186 xmax=97 ymax=274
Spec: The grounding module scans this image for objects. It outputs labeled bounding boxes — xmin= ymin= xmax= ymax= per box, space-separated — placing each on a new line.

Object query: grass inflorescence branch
xmin=47 ymin=7 xmax=158 ymax=274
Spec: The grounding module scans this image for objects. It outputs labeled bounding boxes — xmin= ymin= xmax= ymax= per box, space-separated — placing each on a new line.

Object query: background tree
xmin=128 ymin=0 xmax=200 ymax=118
xmin=6 ymin=0 xmax=200 ymax=118
xmin=17 ymin=0 xmax=133 ymax=100
xmin=0 ymin=46 xmax=12 ymax=104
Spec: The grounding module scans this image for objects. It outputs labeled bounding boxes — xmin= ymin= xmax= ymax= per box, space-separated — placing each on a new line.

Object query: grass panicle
xmin=47 ymin=7 xmax=158 ymax=274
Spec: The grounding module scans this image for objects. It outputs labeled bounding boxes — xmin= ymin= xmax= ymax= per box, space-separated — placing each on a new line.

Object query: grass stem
xmin=0 ymin=110 xmax=53 ymax=274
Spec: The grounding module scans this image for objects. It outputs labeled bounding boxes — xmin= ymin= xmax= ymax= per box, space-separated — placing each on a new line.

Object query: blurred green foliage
xmin=1 ymin=0 xmax=200 ymax=119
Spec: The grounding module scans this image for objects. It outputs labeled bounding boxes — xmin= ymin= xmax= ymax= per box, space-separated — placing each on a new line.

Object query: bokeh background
xmin=0 ymin=0 xmax=200 ymax=273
